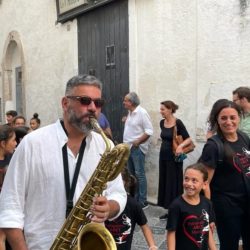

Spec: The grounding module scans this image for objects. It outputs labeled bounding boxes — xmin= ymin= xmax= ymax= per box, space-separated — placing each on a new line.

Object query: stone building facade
xmin=1 ymin=0 xmax=250 ymax=201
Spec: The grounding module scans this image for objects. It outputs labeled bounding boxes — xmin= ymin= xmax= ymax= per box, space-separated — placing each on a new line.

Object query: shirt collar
xmin=55 ymin=119 xmax=68 ymax=147
xmin=55 ymin=119 xmax=93 ymax=147
xmin=130 ymin=105 xmax=140 ymax=114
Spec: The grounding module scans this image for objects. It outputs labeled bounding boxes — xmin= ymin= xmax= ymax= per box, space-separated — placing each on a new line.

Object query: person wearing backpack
xmin=199 ymin=100 xmax=250 ymax=250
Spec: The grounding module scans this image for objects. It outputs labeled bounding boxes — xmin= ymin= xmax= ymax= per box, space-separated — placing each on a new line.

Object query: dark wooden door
xmin=78 ymin=0 xmax=129 ymax=143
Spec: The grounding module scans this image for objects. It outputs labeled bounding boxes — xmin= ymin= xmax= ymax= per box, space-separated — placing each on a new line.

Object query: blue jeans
xmin=127 ymin=146 xmax=147 ymax=205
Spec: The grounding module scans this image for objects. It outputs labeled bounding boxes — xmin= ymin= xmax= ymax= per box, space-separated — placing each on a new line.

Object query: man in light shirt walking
xmin=123 ymin=92 xmax=153 ymax=209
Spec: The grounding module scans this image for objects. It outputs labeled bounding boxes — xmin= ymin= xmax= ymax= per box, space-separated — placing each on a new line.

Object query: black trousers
xmin=216 ymin=213 xmax=250 ymax=250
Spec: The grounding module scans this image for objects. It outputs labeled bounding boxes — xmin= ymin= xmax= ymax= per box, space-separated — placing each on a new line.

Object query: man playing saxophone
xmin=0 ymin=74 xmax=127 ymax=250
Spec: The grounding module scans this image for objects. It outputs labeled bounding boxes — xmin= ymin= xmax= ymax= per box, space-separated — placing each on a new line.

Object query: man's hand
xmin=132 ymin=139 xmax=140 ymax=147
xmin=90 ymin=196 xmax=110 ymax=223
xmin=132 ymin=133 xmax=150 ymax=147
xmin=175 ymin=144 xmax=184 ymax=155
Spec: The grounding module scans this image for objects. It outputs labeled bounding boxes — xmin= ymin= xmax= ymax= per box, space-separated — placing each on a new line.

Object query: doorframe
xmin=1 ymin=31 xmax=26 ymax=120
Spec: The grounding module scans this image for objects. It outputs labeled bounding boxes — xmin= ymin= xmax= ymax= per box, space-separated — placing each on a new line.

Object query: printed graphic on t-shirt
xmin=106 ymin=214 xmax=132 ymax=244
xmin=183 ymin=209 xmax=209 ymax=248
xmin=233 ymin=147 xmax=250 ymax=177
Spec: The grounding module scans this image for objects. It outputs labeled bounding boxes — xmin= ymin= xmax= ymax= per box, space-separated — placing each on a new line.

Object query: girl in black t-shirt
xmin=105 ymin=168 xmax=157 ymax=250
xmin=200 ymin=100 xmax=250 ymax=250
xmin=166 ymin=163 xmax=217 ymax=250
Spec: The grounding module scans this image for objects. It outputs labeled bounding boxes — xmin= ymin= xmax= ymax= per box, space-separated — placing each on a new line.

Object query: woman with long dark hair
xmin=157 ymin=100 xmax=192 ymax=220
xmin=0 ymin=125 xmax=16 ymax=190
xmin=0 ymin=125 xmax=16 ymax=250
xmin=200 ymin=99 xmax=250 ymax=250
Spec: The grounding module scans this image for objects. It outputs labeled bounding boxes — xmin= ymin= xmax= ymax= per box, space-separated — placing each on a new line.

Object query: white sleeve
xmin=141 ymin=110 xmax=153 ymax=136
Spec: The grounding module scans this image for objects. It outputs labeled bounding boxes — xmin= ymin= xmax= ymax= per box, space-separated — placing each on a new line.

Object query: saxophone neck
xmin=90 ymin=117 xmax=111 ymax=152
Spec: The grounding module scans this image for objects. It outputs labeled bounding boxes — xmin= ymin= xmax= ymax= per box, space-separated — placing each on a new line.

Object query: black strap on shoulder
xmin=238 ymin=130 xmax=250 ymax=146
xmin=160 ymin=119 xmax=164 ymax=129
xmin=60 ymin=119 xmax=68 ymax=136
xmin=208 ymin=131 xmax=249 ymax=167
xmin=175 ymin=118 xmax=180 ymax=127
xmin=208 ymin=134 xmax=224 ymax=167
xmin=175 ymin=119 xmax=181 ymax=134
xmin=62 ymin=138 xmax=86 ymax=218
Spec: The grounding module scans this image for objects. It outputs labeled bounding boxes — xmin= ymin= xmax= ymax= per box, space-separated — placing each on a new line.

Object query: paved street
xmin=131 ymin=204 xmax=167 ymax=250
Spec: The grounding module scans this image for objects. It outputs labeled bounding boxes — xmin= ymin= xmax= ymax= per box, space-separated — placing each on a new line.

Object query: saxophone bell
xmin=77 ymin=223 xmax=117 ymax=250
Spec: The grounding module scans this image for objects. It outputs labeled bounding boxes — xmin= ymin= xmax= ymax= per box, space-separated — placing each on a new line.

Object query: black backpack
xmin=208 ymin=130 xmax=250 ymax=166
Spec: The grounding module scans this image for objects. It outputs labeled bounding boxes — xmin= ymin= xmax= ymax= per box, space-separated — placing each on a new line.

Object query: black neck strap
xmin=61 ymin=120 xmax=86 ymax=218
xmin=60 ymin=119 xmax=68 ymax=136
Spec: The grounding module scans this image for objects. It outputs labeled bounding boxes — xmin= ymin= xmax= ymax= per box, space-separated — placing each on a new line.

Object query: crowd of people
xmin=0 ymin=111 xmax=42 ymax=249
xmin=0 ymin=74 xmax=249 ymax=250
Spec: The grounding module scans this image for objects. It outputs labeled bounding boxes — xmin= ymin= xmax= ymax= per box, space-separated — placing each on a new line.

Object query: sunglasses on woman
xmin=66 ymin=96 xmax=105 ymax=108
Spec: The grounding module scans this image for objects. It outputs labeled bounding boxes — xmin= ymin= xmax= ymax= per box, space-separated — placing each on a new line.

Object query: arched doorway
xmin=1 ymin=31 xmax=25 ymax=122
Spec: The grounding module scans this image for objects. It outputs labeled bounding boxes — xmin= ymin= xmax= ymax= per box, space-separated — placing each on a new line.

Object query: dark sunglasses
xmin=66 ymin=96 xmax=104 ymax=108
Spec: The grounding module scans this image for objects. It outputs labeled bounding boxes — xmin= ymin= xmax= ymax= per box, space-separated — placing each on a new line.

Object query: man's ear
xmin=61 ymin=96 xmax=68 ymax=110
xmin=241 ymin=97 xmax=248 ymax=104
xmin=0 ymin=140 xmax=6 ymax=148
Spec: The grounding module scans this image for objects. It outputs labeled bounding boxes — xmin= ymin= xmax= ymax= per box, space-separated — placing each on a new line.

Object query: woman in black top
xmin=0 ymin=125 xmax=16 ymax=191
xmin=200 ymin=100 xmax=250 ymax=250
xmin=157 ymin=100 xmax=191 ymax=219
xmin=0 ymin=125 xmax=17 ymax=250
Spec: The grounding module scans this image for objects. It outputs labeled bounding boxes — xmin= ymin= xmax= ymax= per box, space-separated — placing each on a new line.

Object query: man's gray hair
xmin=65 ymin=74 xmax=103 ymax=95
xmin=127 ymin=92 xmax=140 ymax=106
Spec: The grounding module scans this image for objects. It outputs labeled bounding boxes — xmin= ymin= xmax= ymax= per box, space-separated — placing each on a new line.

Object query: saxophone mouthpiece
xmin=89 ymin=116 xmax=102 ymax=134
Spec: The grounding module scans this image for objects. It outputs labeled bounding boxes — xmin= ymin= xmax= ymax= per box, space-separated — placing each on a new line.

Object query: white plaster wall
xmin=129 ymin=0 xmax=197 ymax=124
xmin=129 ymin=0 xmax=250 ymax=202
xmin=196 ymin=0 xmax=250 ymax=137
xmin=0 ymin=0 xmax=78 ymax=126
xmin=129 ymin=0 xmax=198 ymax=201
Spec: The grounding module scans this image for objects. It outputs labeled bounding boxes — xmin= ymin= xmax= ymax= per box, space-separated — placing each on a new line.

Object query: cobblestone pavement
xmin=131 ymin=203 xmax=220 ymax=250
xmin=131 ymin=204 xmax=167 ymax=250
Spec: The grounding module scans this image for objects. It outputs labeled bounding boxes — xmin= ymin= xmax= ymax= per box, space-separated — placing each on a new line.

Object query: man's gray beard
xmin=67 ymin=108 xmax=92 ymax=134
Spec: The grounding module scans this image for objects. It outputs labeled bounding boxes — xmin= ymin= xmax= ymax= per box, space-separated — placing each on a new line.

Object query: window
xmin=106 ymin=45 xmax=115 ymax=68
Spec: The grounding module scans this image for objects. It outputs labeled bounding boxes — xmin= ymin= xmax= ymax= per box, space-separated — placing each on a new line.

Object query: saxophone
xmin=50 ymin=117 xmax=130 ymax=250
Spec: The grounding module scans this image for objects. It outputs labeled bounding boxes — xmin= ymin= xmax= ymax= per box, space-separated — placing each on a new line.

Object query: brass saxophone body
xmin=50 ymin=117 xmax=130 ymax=250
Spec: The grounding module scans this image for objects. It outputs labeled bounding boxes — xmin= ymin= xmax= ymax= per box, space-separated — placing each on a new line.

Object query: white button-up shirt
xmin=0 ymin=119 xmax=126 ymax=250
xmin=123 ymin=105 xmax=153 ymax=154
